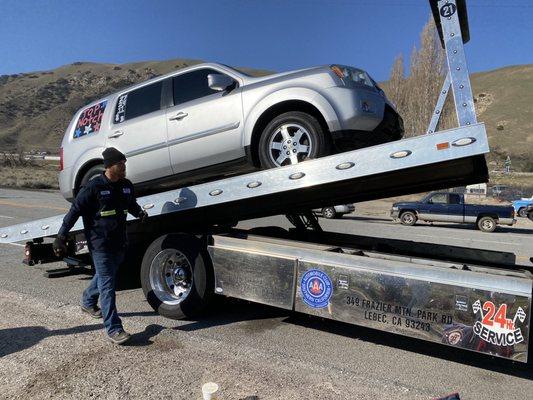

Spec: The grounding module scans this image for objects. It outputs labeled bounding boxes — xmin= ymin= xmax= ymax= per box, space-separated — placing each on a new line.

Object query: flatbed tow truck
xmin=1 ymin=0 xmax=530 ymax=363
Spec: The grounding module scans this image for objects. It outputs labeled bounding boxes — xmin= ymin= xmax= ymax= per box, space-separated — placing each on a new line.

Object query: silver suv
xmin=59 ymin=63 xmax=403 ymax=200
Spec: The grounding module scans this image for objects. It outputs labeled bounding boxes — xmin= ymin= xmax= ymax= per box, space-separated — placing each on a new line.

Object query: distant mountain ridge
xmin=0 ymin=60 xmax=531 ymax=171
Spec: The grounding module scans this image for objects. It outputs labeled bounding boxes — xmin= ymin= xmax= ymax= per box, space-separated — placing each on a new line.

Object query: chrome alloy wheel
xmin=401 ymin=213 xmax=415 ymax=225
xmin=481 ymin=218 xmax=495 ymax=231
xmin=149 ymin=249 xmax=193 ymax=305
xmin=268 ymin=123 xmax=313 ymax=167
xmin=323 ymin=207 xmax=335 ymax=219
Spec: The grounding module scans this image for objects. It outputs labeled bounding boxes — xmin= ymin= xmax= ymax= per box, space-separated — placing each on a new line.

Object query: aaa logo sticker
xmin=472 ymin=300 xmax=527 ymax=346
xmin=301 ymin=269 xmax=332 ymax=309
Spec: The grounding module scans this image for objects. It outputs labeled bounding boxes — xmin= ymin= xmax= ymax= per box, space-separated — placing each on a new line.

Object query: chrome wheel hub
xmin=482 ymin=220 xmax=494 ymax=230
xmin=268 ymin=124 xmax=312 ymax=167
xmin=149 ymin=249 xmax=193 ymax=305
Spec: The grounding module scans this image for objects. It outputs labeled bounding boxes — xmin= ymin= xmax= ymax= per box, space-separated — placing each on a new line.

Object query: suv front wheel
xmin=258 ymin=111 xmax=328 ymax=169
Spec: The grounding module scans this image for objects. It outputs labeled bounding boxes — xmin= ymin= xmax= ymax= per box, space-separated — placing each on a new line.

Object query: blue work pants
xmin=82 ymin=250 xmax=125 ymax=335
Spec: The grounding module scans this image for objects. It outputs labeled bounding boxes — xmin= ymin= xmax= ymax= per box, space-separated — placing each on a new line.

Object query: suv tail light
xmin=59 ymin=147 xmax=64 ymax=171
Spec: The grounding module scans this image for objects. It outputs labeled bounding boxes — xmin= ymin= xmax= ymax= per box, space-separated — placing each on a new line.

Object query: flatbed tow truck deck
xmin=0 ymin=0 xmax=530 ymax=363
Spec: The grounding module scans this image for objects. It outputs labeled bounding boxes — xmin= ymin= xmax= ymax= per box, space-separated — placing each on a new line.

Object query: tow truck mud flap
xmin=210 ymin=234 xmax=531 ymax=362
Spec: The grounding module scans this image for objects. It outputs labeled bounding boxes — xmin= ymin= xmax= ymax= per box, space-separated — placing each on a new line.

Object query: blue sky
xmin=1 ymin=0 xmax=532 ymax=81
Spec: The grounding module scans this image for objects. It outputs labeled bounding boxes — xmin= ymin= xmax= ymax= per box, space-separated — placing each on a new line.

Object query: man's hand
xmin=53 ymin=235 xmax=68 ymax=258
xmin=139 ymin=210 xmax=149 ymax=223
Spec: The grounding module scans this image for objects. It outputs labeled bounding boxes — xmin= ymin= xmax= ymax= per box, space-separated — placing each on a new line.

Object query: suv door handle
xmin=108 ymin=130 xmax=124 ymax=138
xmin=169 ymin=112 xmax=188 ymax=121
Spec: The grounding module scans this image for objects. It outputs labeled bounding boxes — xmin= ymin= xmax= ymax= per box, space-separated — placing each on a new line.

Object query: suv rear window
xmin=172 ymin=69 xmax=229 ymax=106
xmin=114 ymin=81 xmax=163 ymax=123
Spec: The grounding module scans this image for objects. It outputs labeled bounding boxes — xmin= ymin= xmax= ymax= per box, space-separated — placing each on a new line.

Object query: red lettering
xmin=482 ymin=301 xmax=495 ymax=326
xmin=494 ymin=304 xmax=508 ymax=328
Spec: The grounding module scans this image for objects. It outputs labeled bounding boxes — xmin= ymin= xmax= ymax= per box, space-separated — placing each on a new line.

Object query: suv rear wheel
xmin=78 ymin=164 xmax=104 ymax=193
xmin=258 ymin=111 xmax=328 ymax=169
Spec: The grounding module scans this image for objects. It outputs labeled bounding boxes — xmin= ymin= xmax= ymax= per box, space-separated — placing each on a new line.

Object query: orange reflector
xmin=436 ymin=142 xmax=450 ymax=150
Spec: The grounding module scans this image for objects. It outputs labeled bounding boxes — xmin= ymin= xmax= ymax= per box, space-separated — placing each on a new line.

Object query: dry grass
xmin=0 ymin=160 xmax=59 ymax=189
xmin=489 ymin=172 xmax=533 ymax=190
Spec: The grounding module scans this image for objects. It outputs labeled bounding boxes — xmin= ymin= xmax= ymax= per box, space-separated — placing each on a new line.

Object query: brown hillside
xmin=470 ymin=64 xmax=533 ymax=172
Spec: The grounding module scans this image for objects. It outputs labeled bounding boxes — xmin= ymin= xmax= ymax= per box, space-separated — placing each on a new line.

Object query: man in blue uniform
xmin=53 ymin=147 xmax=147 ymax=344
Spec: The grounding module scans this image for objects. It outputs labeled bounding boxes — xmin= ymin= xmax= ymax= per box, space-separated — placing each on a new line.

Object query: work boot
xmin=108 ymin=330 xmax=131 ymax=345
xmin=80 ymin=304 xmax=102 ymax=319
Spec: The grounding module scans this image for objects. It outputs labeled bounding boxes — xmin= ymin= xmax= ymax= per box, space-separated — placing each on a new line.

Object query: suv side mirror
xmin=208 ymin=74 xmax=234 ymax=91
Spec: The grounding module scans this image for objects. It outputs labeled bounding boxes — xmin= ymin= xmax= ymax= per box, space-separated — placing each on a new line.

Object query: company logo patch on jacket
xmin=100 ymin=190 xmax=111 ymax=196
xmin=122 ymin=188 xmax=131 ymax=194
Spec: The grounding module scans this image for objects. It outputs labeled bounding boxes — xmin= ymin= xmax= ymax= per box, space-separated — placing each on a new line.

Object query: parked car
xmin=59 ymin=63 xmax=404 ymax=201
xmin=512 ymin=197 xmax=533 ymax=217
xmin=526 ymin=204 xmax=533 ymax=222
xmin=314 ymin=204 xmax=355 ymax=219
xmin=390 ymin=192 xmax=516 ymax=232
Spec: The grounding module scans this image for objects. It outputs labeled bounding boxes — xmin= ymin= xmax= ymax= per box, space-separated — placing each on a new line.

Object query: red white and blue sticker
xmin=74 ymin=100 xmax=107 ymax=139
xmin=301 ymin=269 xmax=332 ymax=309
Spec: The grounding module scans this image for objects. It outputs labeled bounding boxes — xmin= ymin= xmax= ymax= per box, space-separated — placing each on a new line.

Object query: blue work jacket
xmin=58 ymin=173 xmax=143 ymax=252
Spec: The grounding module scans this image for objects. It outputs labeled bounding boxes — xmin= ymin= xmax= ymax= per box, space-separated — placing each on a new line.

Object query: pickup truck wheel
xmin=258 ymin=111 xmax=328 ymax=168
xmin=141 ymin=234 xmax=213 ymax=319
xmin=518 ymin=207 xmax=527 ymax=218
xmin=477 ymin=216 xmax=497 ymax=233
xmin=322 ymin=207 xmax=337 ymax=219
xmin=400 ymin=211 xmax=417 ymax=226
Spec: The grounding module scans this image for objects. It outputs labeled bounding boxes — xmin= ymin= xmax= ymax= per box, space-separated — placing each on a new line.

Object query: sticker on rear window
xmin=74 ymin=100 xmax=107 ymax=139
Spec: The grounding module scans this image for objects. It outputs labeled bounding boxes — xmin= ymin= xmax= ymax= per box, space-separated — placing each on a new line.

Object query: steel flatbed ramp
xmin=0 ymin=123 xmax=488 ymax=244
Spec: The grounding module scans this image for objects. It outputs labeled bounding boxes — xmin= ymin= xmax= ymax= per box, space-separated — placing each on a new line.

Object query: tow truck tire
xmin=477 ymin=216 xmax=497 ymax=233
xmin=140 ymin=234 xmax=213 ymax=320
xmin=518 ymin=207 xmax=527 ymax=218
xmin=400 ymin=211 xmax=417 ymax=226
xmin=258 ymin=111 xmax=328 ymax=169
xmin=322 ymin=207 xmax=337 ymax=219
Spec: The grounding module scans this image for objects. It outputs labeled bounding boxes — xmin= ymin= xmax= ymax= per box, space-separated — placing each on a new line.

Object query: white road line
xmin=8 ymin=242 xmax=24 ymax=247
xmin=0 ymin=215 xmax=15 ymax=219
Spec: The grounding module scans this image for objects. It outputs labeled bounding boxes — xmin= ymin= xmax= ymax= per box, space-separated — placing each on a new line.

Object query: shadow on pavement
xmin=0 ymin=323 xmax=101 ymax=358
xmin=341 ymin=215 xmax=533 ymax=234
xmin=341 ymin=215 xmax=392 ymax=223
xmin=127 ymin=324 xmax=166 ymax=347
xmin=175 ymin=297 xmax=287 ymax=333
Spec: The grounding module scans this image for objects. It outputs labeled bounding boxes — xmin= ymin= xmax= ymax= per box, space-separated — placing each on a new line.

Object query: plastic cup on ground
xmin=202 ymin=382 xmax=219 ymax=400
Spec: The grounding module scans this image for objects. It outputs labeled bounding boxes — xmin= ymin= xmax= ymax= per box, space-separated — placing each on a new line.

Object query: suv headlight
xmin=330 ymin=65 xmax=374 ymax=88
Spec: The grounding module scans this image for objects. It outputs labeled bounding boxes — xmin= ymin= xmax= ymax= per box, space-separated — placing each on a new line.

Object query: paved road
xmin=0 ymin=188 xmax=532 ymax=399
